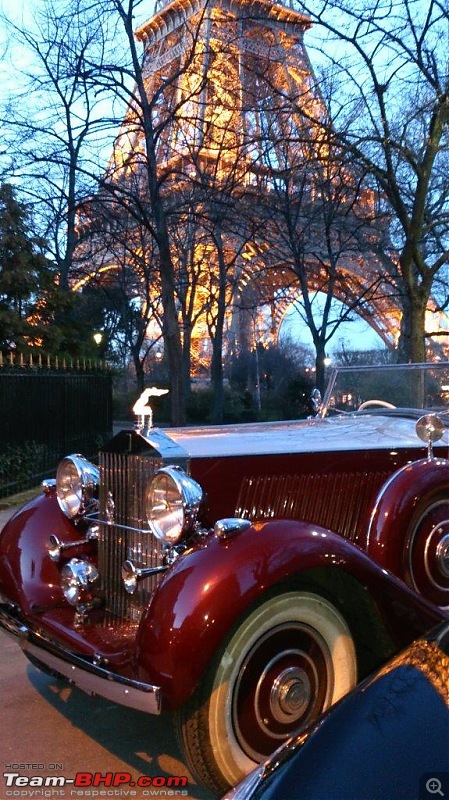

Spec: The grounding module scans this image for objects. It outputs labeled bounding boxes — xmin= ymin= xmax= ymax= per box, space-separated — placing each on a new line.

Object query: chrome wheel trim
xmin=269 ymin=663 xmax=314 ymax=724
xmin=434 ymin=530 xmax=449 ymax=581
xmin=407 ymin=499 xmax=449 ymax=606
xmin=232 ymin=622 xmax=333 ymax=761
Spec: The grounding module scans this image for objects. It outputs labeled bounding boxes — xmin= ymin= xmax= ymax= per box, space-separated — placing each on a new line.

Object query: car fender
xmin=0 ymin=491 xmax=88 ymax=612
xmin=364 ymin=457 xmax=449 ymax=580
xmin=136 ymin=518 xmax=443 ymax=710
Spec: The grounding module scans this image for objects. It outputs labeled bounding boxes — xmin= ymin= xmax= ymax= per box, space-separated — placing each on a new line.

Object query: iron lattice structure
xmin=76 ymin=0 xmax=408 ymax=375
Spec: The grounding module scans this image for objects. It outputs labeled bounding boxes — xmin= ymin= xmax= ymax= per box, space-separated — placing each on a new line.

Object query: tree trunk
xmin=396 ymin=290 xmax=427 ymax=364
xmin=121 ymin=10 xmax=186 ymax=427
xmin=210 ymin=234 xmax=228 ymax=424
xmin=314 ymin=341 xmax=327 ymax=394
xmin=211 ymin=333 xmax=225 ymax=423
xmin=182 ymin=324 xmax=192 ymax=402
xmin=161 ymin=280 xmax=186 ymax=426
xmin=132 ymin=350 xmax=145 ymax=394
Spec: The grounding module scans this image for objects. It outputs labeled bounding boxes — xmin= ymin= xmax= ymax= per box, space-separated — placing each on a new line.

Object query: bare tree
xmin=78 ymin=0 xmax=279 ymax=421
xmin=299 ymin=0 xmax=449 ymax=362
xmin=265 ymin=146 xmax=390 ymax=390
xmin=222 ymin=42 xmax=390 ymax=391
xmin=0 ymin=0 xmax=198 ymax=421
xmin=0 ymin=0 xmax=111 ymax=291
xmin=74 ymin=195 xmax=165 ymax=390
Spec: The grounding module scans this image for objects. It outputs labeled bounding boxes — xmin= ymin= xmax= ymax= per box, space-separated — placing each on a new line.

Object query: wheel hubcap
xmin=270 ymin=666 xmax=312 ymax=723
xmin=407 ymin=500 xmax=449 ymax=607
xmin=232 ymin=622 xmax=332 ymax=761
xmin=436 ymin=533 xmax=449 ymax=579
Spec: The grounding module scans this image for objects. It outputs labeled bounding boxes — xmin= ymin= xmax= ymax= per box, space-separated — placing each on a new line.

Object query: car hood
xmin=138 ymin=412 xmax=449 ymax=459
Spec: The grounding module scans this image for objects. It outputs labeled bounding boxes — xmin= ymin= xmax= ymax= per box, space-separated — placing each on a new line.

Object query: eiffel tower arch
xmin=77 ymin=0 xmax=406 ymax=377
xmin=225 ymin=252 xmax=402 ymax=358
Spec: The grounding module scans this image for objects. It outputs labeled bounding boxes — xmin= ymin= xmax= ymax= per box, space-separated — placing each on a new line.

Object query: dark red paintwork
xmin=365 ymin=457 xmax=449 ymax=607
xmin=0 ymin=491 xmax=92 ymax=612
xmin=2 ymin=366 xmax=449 ymax=796
xmin=1 ymin=405 xmax=449 ymax=718
xmin=188 ymin=446 xmax=431 ymax=529
xmin=0 ymin=490 xmax=444 ymax=710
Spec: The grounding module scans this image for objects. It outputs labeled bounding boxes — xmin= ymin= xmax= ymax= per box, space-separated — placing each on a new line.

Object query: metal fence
xmin=0 ymin=363 xmax=112 ymax=497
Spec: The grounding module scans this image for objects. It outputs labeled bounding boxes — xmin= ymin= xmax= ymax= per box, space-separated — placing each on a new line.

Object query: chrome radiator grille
xmin=98 ymin=450 xmax=164 ymax=621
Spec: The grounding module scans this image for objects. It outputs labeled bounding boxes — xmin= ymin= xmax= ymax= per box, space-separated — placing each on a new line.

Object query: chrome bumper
xmin=0 ymin=602 xmax=161 ymax=715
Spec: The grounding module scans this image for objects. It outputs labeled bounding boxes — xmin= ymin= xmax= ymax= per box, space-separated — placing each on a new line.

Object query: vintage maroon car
xmin=0 ymin=362 xmax=448 ymax=794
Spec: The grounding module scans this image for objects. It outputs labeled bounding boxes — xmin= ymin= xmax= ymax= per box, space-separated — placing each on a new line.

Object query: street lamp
xmin=93 ymin=332 xmax=103 ymax=346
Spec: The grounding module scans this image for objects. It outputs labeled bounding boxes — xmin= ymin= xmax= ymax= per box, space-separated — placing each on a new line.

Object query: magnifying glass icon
xmin=426 ymin=778 xmax=444 ymax=797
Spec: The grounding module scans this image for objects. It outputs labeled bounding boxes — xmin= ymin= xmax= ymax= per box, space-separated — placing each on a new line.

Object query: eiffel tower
xmin=80 ymin=0 xmax=406 ymax=375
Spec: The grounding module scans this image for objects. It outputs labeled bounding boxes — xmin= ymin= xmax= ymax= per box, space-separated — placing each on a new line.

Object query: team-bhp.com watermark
xmin=2 ymin=768 xmax=189 ymax=797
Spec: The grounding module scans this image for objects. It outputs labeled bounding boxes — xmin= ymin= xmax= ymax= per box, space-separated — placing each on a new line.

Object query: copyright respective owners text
xmin=2 ymin=765 xmax=190 ymax=798
xmin=420 ymin=774 xmax=449 ymax=800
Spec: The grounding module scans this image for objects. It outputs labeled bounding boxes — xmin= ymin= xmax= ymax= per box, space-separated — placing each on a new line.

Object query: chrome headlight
xmin=56 ymin=454 xmax=99 ymax=519
xmin=61 ymin=558 xmax=99 ymax=606
xmin=145 ymin=466 xmax=203 ymax=544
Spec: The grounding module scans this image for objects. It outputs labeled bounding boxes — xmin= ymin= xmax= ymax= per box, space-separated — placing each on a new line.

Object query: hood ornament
xmin=133 ymin=387 xmax=169 ymax=435
xmin=309 ymin=388 xmax=323 ymax=417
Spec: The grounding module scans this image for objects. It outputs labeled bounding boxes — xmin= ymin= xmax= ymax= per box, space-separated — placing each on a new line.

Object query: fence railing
xmin=0 ymin=362 xmax=112 ymax=497
xmin=0 ymin=350 xmax=107 ymax=371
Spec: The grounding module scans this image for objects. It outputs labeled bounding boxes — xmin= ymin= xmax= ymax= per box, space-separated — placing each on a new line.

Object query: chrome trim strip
xmin=0 ymin=604 xmax=161 ymax=715
xmin=95 ymin=518 xmax=155 ymax=534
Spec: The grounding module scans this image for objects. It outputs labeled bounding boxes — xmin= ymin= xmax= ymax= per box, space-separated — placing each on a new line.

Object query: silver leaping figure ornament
xmin=133 ymin=387 xmax=169 ymax=434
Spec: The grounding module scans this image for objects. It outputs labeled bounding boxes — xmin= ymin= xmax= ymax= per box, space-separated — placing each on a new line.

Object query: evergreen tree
xmin=0 ymin=182 xmax=54 ymax=350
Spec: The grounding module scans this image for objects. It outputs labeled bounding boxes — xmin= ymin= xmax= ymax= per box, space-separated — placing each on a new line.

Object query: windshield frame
xmin=320 ymin=361 xmax=449 ymax=418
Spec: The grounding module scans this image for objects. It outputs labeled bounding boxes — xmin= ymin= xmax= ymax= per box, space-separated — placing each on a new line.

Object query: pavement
xmin=0 ymin=622 xmax=212 ymax=800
